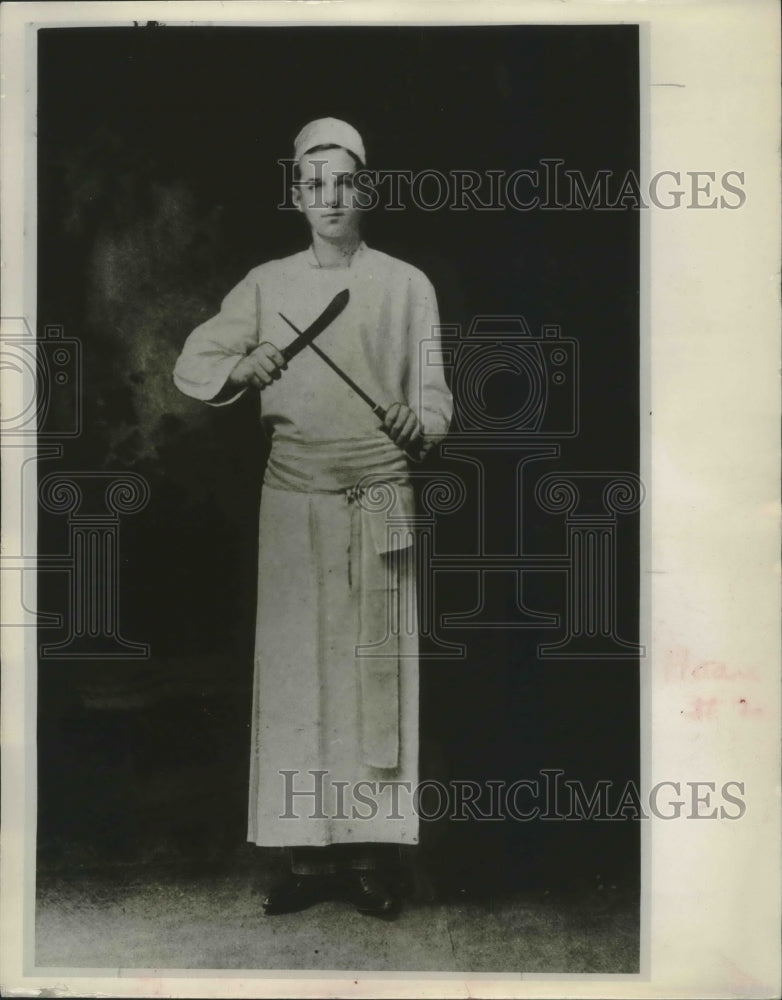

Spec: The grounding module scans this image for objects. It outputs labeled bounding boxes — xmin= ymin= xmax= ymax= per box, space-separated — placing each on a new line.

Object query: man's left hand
xmin=382 ymin=403 xmax=423 ymax=448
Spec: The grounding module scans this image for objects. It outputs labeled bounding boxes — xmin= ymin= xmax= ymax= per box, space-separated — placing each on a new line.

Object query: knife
xmin=277 ymin=288 xmax=351 ymax=362
xmin=278 ymin=310 xmax=425 ymax=463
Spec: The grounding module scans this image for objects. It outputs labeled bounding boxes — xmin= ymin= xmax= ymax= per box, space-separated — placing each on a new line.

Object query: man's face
xmin=292 ymin=146 xmax=362 ymax=242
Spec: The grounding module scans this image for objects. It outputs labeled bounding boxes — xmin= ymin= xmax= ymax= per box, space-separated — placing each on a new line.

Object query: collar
xmin=305 ymin=240 xmax=368 ymax=270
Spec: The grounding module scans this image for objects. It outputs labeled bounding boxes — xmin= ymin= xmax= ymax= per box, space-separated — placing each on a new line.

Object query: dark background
xmin=37 ymin=24 xmax=640 ymax=895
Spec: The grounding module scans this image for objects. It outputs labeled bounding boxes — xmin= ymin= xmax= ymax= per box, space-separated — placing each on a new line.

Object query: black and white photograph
xmin=1 ymin=1 xmax=779 ymax=997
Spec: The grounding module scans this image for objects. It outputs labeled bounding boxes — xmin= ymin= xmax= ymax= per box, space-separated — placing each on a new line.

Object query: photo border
xmin=2 ymin=2 xmax=779 ymax=997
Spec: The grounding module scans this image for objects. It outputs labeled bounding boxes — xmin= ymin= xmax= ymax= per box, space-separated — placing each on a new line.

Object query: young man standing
xmin=173 ymin=118 xmax=452 ymax=917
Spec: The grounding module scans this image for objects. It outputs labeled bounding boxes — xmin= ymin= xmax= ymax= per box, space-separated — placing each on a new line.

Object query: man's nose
xmin=323 ymin=180 xmax=342 ymax=207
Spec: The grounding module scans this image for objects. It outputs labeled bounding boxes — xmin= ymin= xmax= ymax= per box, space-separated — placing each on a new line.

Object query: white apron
xmin=247 ymin=436 xmax=420 ymax=846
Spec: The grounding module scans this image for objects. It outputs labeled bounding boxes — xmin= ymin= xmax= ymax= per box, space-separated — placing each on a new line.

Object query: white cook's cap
xmin=293 ymin=117 xmax=366 ymax=166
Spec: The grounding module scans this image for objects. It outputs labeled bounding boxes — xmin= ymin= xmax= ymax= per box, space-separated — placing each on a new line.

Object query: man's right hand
xmin=228 ymin=343 xmax=288 ymax=390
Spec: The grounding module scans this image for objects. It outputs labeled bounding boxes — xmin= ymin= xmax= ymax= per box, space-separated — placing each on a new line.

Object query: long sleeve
xmin=405 ymin=272 xmax=453 ymax=440
xmin=173 ymin=271 xmax=260 ymax=406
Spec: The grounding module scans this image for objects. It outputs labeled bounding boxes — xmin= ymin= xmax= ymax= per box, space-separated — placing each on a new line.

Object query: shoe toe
xmin=351 ymin=873 xmax=400 ymax=918
xmin=263 ymin=875 xmax=335 ymax=915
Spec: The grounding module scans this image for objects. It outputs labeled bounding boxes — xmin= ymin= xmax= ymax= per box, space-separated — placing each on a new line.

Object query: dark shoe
xmin=262 ymin=873 xmax=339 ymax=915
xmin=346 ymin=871 xmax=400 ymax=918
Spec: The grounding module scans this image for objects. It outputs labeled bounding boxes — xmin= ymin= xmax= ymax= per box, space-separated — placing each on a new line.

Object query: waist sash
xmin=264 ymin=435 xmax=415 ymax=555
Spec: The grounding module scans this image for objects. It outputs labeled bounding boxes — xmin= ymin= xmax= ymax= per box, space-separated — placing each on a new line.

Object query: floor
xmin=35 ymin=859 xmax=639 ymax=974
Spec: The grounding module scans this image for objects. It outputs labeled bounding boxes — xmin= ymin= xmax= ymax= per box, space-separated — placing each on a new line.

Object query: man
xmin=173 ymin=118 xmax=452 ymax=917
